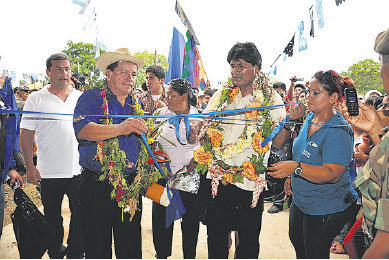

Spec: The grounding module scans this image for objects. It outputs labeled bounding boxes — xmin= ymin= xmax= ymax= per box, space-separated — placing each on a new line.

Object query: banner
xmin=165 ymin=27 xmax=185 ymax=84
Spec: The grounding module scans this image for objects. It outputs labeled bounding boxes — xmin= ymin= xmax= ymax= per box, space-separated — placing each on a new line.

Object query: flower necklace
xmin=194 ymin=72 xmax=276 ymax=207
xmin=95 ymin=85 xmax=166 ymax=221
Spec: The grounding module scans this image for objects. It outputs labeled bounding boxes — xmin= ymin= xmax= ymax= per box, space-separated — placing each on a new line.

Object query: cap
xmin=374 ymin=29 xmax=389 ymax=55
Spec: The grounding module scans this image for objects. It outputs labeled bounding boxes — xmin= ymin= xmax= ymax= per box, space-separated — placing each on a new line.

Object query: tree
xmin=134 ymin=51 xmax=169 ymax=88
xmin=62 ymin=40 xmax=105 ymax=89
xmin=340 ymin=59 xmax=383 ymax=95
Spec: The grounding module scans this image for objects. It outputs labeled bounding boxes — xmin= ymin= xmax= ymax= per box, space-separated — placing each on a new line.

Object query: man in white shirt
xmin=20 ymin=53 xmax=84 ymax=259
xmin=194 ymin=42 xmax=286 ymax=258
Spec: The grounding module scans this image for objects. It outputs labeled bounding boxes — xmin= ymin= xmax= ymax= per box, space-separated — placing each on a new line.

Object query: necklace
xmin=194 ymin=72 xmax=276 ymax=208
xmin=95 ymin=84 xmax=166 ymax=221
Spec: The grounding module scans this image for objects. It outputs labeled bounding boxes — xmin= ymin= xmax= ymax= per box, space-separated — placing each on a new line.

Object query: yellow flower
xmin=207 ymin=128 xmax=224 ymax=147
xmin=242 ymin=161 xmax=258 ymax=181
xmin=148 ymin=138 xmax=154 ymax=144
xmin=224 ymin=172 xmax=234 ymax=183
xmin=193 ymin=146 xmax=213 ymax=166
xmin=245 ymin=103 xmax=260 ymax=121
xmin=253 ymin=132 xmax=270 ymax=154
xmin=228 ymin=87 xmax=240 ymax=102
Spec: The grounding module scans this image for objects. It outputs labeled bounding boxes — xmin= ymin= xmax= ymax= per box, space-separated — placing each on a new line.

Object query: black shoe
xmin=267 ymin=204 xmax=283 ymax=214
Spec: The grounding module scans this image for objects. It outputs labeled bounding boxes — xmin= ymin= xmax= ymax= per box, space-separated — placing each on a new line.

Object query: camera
xmin=291 ymin=77 xmax=304 ymax=82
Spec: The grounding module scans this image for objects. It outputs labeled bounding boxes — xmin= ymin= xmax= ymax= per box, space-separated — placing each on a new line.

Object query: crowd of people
xmin=0 ymin=28 xmax=388 ymax=260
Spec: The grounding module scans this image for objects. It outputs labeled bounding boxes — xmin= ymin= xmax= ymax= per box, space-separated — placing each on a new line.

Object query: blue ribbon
xmin=141 ymin=133 xmax=172 ymax=201
xmin=141 ymin=133 xmax=186 ymax=228
xmin=261 ymin=114 xmax=290 ymax=148
xmin=168 ymin=115 xmax=191 ymax=143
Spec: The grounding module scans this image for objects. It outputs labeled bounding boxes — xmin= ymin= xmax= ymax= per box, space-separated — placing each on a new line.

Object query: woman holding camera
xmin=268 ymin=70 xmax=358 ymax=259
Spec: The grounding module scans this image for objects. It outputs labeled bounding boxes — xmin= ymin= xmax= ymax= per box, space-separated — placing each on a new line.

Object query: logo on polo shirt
xmin=302 ymin=150 xmax=311 ymax=158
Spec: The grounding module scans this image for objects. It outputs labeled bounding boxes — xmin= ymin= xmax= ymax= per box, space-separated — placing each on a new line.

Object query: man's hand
xmin=26 ymin=166 xmax=40 ymax=185
xmin=118 ymin=117 xmax=147 ymax=136
xmin=188 ymin=121 xmax=202 ymax=144
xmin=340 ymin=100 xmax=384 ymax=145
xmin=8 ymin=169 xmax=24 ymax=188
xmin=289 ymin=103 xmax=306 ymax=121
xmin=155 ymin=99 xmax=166 ymax=109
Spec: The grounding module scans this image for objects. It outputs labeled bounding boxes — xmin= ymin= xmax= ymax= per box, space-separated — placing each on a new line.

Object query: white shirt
xmin=20 ymin=85 xmax=83 ymax=178
xmin=156 ymin=106 xmax=200 ymax=174
xmin=203 ymin=88 xmax=286 ymax=191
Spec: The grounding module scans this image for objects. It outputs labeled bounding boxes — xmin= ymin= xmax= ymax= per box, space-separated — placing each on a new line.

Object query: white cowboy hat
xmin=96 ymin=48 xmax=146 ymax=72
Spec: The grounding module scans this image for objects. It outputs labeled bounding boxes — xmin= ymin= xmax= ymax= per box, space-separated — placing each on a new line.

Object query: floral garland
xmin=95 ymin=85 xmax=168 ymax=221
xmin=193 ymin=72 xmax=276 ymax=207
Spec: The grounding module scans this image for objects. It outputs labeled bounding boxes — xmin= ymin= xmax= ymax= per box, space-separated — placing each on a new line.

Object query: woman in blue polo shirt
xmin=268 ymin=70 xmax=357 ymax=259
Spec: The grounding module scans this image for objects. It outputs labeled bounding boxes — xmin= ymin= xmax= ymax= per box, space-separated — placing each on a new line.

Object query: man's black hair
xmin=46 ymin=53 xmax=71 ymax=70
xmin=273 ymin=82 xmax=286 ymax=91
xmin=146 ymin=65 xmax=166 ymax=80
xmin=227 ymin=42 xmax=262 ymax=70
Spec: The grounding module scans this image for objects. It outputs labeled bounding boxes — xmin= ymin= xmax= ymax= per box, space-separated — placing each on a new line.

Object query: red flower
xmin=108 ymin=161 xmax=115 ymax=166
xmin=99 ymin=90 xmax=106 ymax=98
xmin=101 ymin=104 xmax=108 ymax=110
xmin=115 ymin=184 xmax=123 ymax=202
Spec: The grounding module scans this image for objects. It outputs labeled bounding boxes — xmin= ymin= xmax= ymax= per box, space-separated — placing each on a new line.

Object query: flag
xmin=182 ymin=30 xmax=208 ymax=90
xmin=175 ymin=0 xmax=200 ymax=45
xmin=298 ymin=21 xmax=307 ymax=52
xmin=165 ymin=27 xmax=185 ymax=84
xmin=335 ymin=0 xmax=346 ymax=6
xmin=316 ymin=0 xmax=324 ymax=29
xmin=0 ymin=77 xmax=19 ymax=181
xmin=72 ymin=0 xmax=91 ymax=14
xmin=283 ymin=34 xmax=295 ymax=57
xmin=309 ymin=5 xmax=315 ymax=37
xmin=72 ymin=0 xmax=88 ymax=7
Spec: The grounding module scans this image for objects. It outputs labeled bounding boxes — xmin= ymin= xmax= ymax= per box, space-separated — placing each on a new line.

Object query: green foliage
xmin=134 ymin=51 xmax=169 ymax=88
xmin=62 ymin=40 xmax=106 ymax=89
xmin=340 ymin=59 xmax=383 ymax=95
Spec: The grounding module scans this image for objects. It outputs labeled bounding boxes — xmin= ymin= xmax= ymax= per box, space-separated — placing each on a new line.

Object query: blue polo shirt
xmin=291 ymin=111 xmax=357 ymax=215
xmin=73 ymin=87 xmax=141 ymax=175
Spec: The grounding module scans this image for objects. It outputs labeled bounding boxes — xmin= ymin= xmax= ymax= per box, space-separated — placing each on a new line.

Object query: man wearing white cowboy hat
xmin=73 ymin=48 xmax=147 ymax=258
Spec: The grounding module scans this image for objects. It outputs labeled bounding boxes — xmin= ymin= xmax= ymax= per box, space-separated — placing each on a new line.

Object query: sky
xmin=0 ymin=0 xmax=388 ymax=88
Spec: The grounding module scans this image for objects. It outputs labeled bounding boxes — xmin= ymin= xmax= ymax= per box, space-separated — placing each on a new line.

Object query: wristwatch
xmin=294 ymin=162 xmax=303 ymax=176
xmin=283 ymin=123 xmax=294 ymax=131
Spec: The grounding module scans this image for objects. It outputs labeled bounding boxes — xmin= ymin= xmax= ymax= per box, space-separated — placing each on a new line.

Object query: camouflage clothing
xmin=355 ymin=127 xmax=389 ymax=239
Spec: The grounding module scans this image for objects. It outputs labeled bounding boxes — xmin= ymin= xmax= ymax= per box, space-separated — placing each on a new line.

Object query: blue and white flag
xmin=72 ymin=0 xmax=88 ymax=7
xmin=316 ymin=0 xmax=324 ymax=29
xmin=298 ymin=21 xmax=308 ymax=52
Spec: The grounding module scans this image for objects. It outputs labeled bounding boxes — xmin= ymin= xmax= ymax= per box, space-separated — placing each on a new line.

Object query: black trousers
xmin=79 ymin=169 xmax=142 ymax=259
xmin=40 ymin=175 xmax=84 ymax=258
xmin=289 ymin=201 xmax=357 ymax=259
xmin=152 ymin=188 xmax=201 ymax=259
xmin=206 ymin=183 xmax=264 ymax=259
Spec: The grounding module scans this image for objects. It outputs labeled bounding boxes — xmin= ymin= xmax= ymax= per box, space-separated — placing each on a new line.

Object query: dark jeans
xmin=40 ymin=175 xmax=84 ymax=258
xmin=206 ymin=183 xmax=264 ymax=259
xmin=152 ymin=188 xmax=201 ymax=259
xmin=79 ymin=169 xmax=142 ymax=259
xmin=289 ymin=201 xmax=356 ymax=259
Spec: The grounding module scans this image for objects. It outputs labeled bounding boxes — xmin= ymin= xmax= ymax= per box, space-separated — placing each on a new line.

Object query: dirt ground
xmin=1 ymin=188 xmax=349 ymax=259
